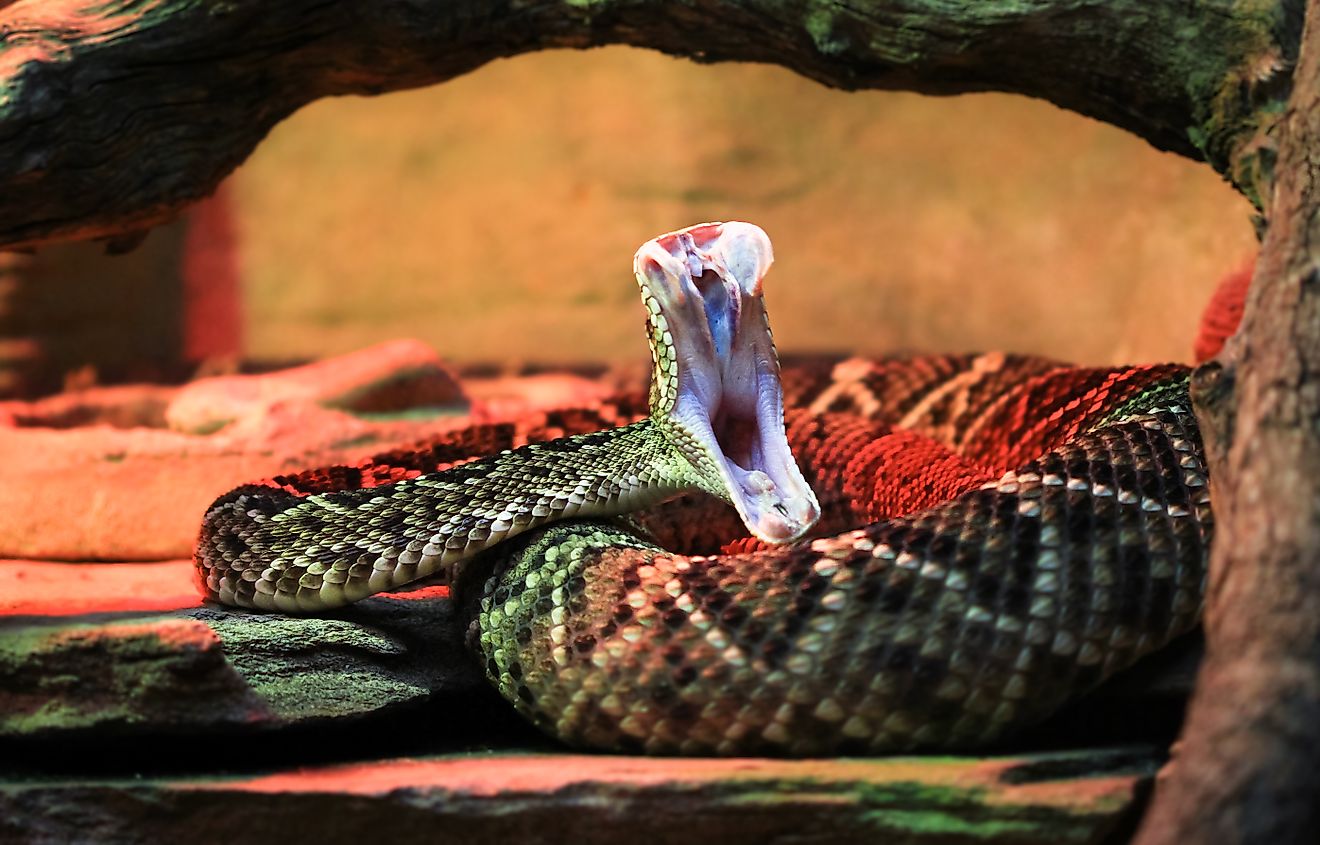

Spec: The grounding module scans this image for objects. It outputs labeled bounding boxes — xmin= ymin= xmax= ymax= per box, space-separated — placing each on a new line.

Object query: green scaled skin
xmin=194 ymin=221 xmax=816 ymax=613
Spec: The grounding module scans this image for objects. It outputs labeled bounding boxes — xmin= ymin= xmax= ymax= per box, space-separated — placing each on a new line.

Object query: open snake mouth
xmin=635 ymin=222 xmax=820 ymax=543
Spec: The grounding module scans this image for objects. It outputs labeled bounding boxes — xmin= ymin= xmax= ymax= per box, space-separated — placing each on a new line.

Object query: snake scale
xmin=196 ymin=222 xmax=1210 ymax=756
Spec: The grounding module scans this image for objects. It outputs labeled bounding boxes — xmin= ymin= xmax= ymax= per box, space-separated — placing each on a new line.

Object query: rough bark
xmin=0 ymin=0 xmax=1294 ymax=251
xmin=1137 ymin=3 xmax=1320 ymax=841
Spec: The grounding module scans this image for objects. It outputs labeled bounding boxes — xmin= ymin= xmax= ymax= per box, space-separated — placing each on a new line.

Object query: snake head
xmin=634 ymin=221 xmax=820 ymax=544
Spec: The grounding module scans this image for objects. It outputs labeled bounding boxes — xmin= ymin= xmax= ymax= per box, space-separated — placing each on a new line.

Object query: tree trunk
xmin=1137 ymin=2 xmax=1320 ymax=840
xmin=3 ymin=1 xmax=1320 ymax=841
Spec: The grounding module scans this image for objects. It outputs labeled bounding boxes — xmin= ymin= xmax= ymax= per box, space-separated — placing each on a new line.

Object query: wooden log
xmin=0 ymin=0 xmax=1292 ymax=250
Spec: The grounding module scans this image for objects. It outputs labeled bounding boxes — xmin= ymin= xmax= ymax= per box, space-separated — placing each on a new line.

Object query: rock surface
xmin=0 ymin=559 xmax=485 ymax=739
xmin=0 ymin=342 xmax=638 ymax=561
xmin=0 ymin=748 xmax=1158 ymax=845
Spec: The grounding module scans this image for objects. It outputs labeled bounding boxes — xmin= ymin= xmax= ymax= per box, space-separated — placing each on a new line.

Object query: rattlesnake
xmin=196 ymin=222 xmax=1209 ymax=755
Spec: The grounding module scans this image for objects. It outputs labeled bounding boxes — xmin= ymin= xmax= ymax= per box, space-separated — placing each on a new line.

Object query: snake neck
xmin=196 ymin=419 xmax=700 ymax=613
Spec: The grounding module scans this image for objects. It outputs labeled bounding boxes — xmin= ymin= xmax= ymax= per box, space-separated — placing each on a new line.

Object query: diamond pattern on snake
xmin=195 ymin=221 xmax=1209 ymax=756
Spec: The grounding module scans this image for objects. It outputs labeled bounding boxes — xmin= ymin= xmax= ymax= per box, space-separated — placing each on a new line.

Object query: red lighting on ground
xmin=0 ymin=559 xmax=448 ymax=618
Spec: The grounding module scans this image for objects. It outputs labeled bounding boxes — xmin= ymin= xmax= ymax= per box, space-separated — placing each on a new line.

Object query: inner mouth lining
xmin=713 ymin=406 xmax=786 ymax=514
xmin=688 ymin=268 xmax=784 ymax=508
xmin=714 ymin=406 xmax=761 ymax=474
xmin=694 ymin=269 xmax=735 ymax=360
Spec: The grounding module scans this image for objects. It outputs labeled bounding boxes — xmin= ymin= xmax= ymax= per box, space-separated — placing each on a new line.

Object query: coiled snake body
xmin=196 ymin=223 xmax=1209 ymax=755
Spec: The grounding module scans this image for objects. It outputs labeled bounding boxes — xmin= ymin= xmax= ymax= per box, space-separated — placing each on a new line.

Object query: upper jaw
xmin=634 ymin=221 xmax=820 ymax=544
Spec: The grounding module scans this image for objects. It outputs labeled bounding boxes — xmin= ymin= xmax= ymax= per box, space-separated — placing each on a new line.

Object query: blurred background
xmin=0 ymin=47 xmax=1257 ymax=396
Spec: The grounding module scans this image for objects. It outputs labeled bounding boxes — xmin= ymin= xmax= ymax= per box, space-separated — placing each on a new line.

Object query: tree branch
xmin=0 ymin=0 xmax=1296 ymax=250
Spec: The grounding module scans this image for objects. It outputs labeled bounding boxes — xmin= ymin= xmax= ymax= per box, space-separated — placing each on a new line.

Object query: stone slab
xmin=0 ymin=341 xmax=638 ymax=561
xmin=0 ymin=747 xmax=1158 ymax=845
xmin=0 ymin=341 xmax=470 ymax=561
xmin=0 ymin=559 xmax=485 ymax=739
